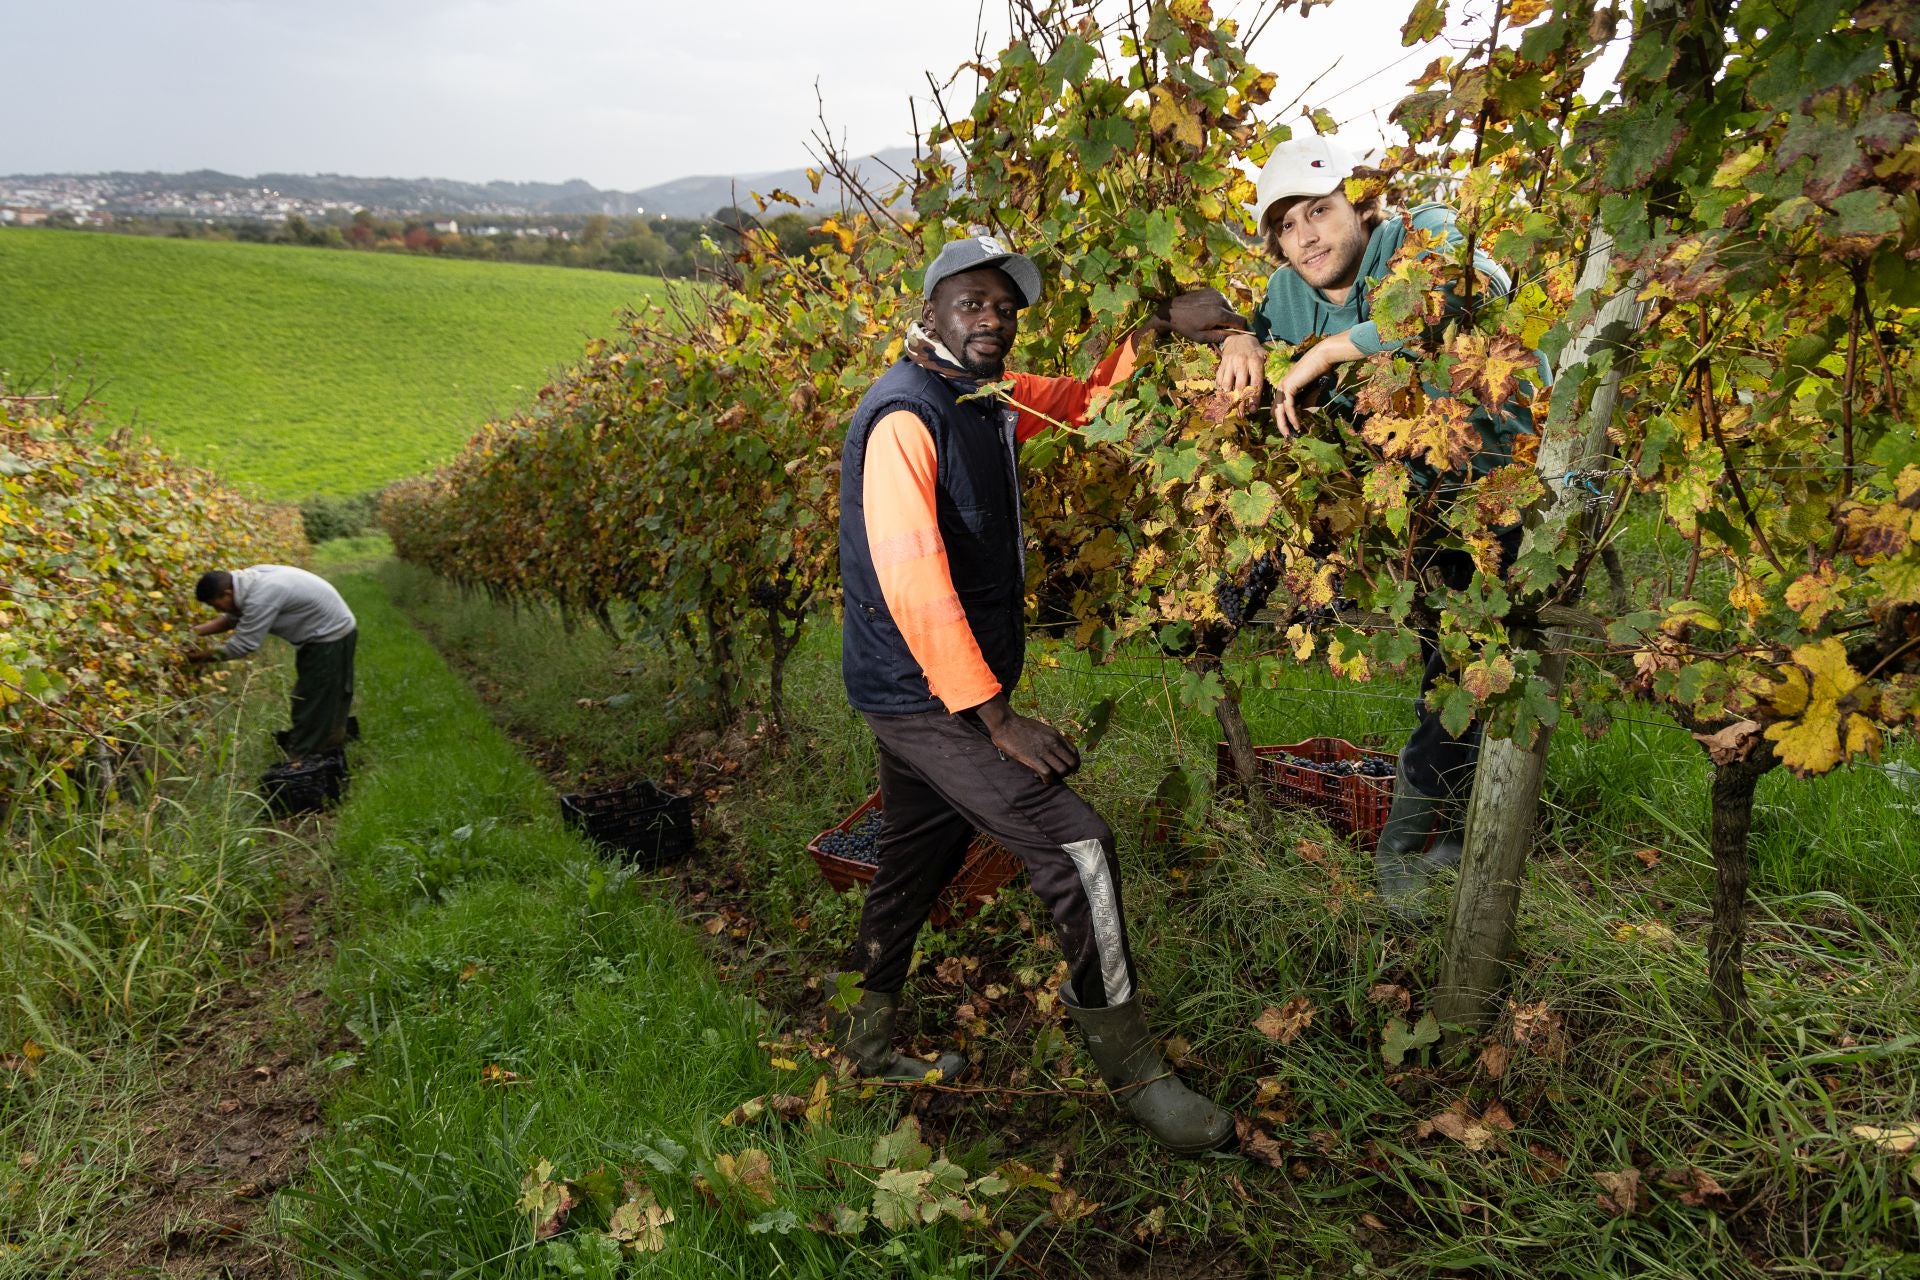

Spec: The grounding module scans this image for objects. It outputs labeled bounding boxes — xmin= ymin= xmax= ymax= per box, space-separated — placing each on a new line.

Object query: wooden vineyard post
xmin=1434 ymin=225 xmax=1647 ymax=1039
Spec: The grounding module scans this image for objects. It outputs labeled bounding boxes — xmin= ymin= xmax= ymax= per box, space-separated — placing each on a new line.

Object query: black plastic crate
xmin=560 ymin=779 xmax=695 ymax=866
xmin=260 ymin=755 xmax=344 ymax=817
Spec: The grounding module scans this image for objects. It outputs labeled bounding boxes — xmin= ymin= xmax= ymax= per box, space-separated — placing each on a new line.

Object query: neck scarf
xmin=905 ymin=321 xmax=983 ymax=388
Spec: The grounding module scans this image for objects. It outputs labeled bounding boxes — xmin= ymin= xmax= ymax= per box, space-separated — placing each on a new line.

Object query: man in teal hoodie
xmin=1213 ymin=134 xmax=1542 ymax=918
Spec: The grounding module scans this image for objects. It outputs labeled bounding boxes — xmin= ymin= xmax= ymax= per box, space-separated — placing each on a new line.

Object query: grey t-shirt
xmin=219 ymin=564 xmax=356 ymax=659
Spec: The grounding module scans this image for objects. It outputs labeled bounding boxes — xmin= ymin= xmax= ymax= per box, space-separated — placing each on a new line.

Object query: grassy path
xmin=375 ymin=554 xmax=1920 ymax=1278
xmin=286 ymin=570 xmax=1003 ymax=1278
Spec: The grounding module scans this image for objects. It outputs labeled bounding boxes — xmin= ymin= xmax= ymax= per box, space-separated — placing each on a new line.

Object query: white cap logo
xmin=976 ymin=235 xmax=1006 ymax=255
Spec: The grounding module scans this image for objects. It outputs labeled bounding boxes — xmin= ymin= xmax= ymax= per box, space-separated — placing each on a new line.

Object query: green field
xmin=0 ymin=230 xmax=664 ymax=496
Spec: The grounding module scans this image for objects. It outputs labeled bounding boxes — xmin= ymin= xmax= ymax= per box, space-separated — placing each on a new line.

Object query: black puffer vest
xmin=839 ymin=359 xmax=1025 ymax=715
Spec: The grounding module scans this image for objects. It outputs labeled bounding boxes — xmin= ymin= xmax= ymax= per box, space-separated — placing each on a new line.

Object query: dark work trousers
xmin=851 ymin=709 xmax=1138 ymax=1010
xmin=287 ymin=630 xmax=357 ymax=758
xmin=1402 ymin=529 xmax=1521 ymax=798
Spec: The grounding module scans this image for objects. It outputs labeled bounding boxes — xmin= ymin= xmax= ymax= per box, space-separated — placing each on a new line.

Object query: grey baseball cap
xmin=922 ymin=234 xmax=1044 ymax=307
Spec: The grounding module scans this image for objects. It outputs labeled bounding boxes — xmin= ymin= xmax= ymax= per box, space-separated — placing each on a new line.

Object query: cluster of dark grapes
xmin=748 ymin=579 xmax=789 ymax=608
xmin=818 ymin=811 xmax=886 ymax=865
xmin=1273 ymin=753 xmax=1395 ymax=780
xmin=1215 ymin=553 xmax=1279 ymax=627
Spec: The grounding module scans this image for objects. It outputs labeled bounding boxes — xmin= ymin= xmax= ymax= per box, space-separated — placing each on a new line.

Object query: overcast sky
xmin=2 ymin=0 xmax=1585 ymax=189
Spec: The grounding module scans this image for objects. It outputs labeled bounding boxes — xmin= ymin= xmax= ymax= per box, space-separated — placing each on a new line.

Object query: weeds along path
xmin=287 ymin=571 xmax=1047 ymax=1278
xmin=1 ymin=663 xmax=341 ymax=1279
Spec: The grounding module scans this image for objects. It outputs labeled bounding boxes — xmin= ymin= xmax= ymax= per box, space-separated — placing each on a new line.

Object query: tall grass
xmin=0 ymin=662 xmax=310 ymax=1272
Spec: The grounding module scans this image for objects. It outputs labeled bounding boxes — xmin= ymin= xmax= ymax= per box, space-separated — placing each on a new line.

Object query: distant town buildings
xmin=0 ymin=176 xmax=540 ymax=228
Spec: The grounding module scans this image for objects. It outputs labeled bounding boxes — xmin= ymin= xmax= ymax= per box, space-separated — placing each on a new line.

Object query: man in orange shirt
xmin=830 ymin=235 xmax=1238 ymax=1154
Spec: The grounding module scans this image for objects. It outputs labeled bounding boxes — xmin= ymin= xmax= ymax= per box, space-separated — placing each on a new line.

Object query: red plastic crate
xmin=1216 ymin=737 xmax=1396 ymax=845
xmin=807 ymin=790 xmax=1024 ymax=926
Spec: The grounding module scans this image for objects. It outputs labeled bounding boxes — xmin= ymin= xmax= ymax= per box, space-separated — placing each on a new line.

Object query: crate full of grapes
xmin=1215 ymin=737 xmax=1397 ymax=846
xmin=808 ymin=791 xmax=1024 ymax=926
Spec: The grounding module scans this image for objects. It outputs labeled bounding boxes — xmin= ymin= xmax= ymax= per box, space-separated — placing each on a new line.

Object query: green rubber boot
xmin=1373 ymin=756 xmax=1460 ymax=923
xmin=1065 ymin=996 xmax=1234 ymax=1155
xmin=825 ymin=976 xmax=967 ymax=1082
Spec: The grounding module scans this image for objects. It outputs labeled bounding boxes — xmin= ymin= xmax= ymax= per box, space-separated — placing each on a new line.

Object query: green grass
xmin=287 ymin=573 xmax=1012 ymax=1279
xmin=0 ymin=229 xmax=665 ymax=497
xmin=379 ymin=558 xmax=1920 ymax=1277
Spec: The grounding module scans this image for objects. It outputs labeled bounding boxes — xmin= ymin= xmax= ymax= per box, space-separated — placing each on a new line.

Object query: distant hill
xmin=0 ymin=230 xmax=663 ymax=496
xmin=1 ymin=148 xmax=920 ymax=221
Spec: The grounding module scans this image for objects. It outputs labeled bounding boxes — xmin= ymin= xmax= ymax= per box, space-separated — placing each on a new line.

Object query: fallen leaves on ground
xmin=607 ymin=1184 xmax=674 ymax=1252
xmin=1661 ymin=1165 xmax=1732 ymax=1208
xmin=1593 ymin=1167 xmax=1641 ymax=1216
xmin=1852 ymin=1122 xmax=1920 ymax=1152
xmin=712 ymin=1149 xmax=777 ymax=1205
xmin=1509 ymin=1000 xmax=1571 ymax=1063
xmin=1417 ymin=1099 xmax=1511 ymax=1152
xmin=719 ymin=1093 xmax=809 ymax=1126
xmin=1253 ymin=996 xmax=1314 ymax=1044
xmin=519 ymin=1159 xmax=574 ymax=1240
xmin=1235 ymin=1115 xmax=1288 ymax=1168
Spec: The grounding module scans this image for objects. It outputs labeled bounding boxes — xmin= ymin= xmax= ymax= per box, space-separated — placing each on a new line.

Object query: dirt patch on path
xmin=82 ymin=851 xmax=348 ymax=1279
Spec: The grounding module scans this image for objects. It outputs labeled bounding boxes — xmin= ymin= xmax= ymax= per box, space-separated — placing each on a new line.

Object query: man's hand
xmin=973 ymin=694 xmax=1080 ymax=784
xmin=1273 ymin=329 xmax=1365 ymax=435
xmin=1273 ymin=343 xmax=1332 ymax=436
xmin=1151 ymin=289 xmax=1251 ymax=347
xmin=182 ymin=647 xmax=218 ymax=665
xmin=1217 ymin=332 xmax=1266 ymax=398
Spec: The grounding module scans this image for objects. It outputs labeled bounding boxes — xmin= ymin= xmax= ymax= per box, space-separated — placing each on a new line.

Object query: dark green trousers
xmin=288 ymin=630 xmax=356 ymax=757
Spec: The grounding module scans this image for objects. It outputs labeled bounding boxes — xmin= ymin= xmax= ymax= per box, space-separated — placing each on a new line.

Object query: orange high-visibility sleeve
xmin=1008 ymin=331 xmax=1143 ymax=443
xmin=863 ymin=410 xmax=1002 ymax=712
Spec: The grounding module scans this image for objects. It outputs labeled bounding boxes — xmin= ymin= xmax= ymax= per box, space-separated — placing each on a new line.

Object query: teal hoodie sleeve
xmin=1350 ymin=204 xmax=1513 ymax=356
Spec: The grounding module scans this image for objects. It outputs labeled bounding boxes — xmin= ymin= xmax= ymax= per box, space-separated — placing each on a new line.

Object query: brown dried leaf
xmin=1526 ymin=1142 xmax=1568 ymax=1182
xmin=1593 ymin=1168 xmax=1641 ymax=1216
xmin=1253 ymin=996 xmax=1314 ymax=1045
xmin=1692 ymin=719 xmax=1763 ymax=766
xmin=1235 ymin=1115 xmax=1288 ymax=1168
xmin=712 ymin=1149 xmax=777 ymax=1205
xmin=1630 ymin=847 xmax=1662 ymax=869
xmin=1419 ymin=1100 xmax=1502 ymax=1152
xmin=1509 ymin=1000 xmax=1570 ymax=1063
xmin=1670 ymin=1165 xmax=1731 ymax=1208
xmin=1048 ymin=1187 xmax=1102 ymax=1223
xmin=1367 ymin=982 xmax=1412 ymax=1014
xmin=1478 ymin=1042 xmax=1510 ymax=1080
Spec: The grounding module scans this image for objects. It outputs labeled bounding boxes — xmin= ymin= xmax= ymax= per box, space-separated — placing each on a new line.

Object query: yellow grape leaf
xmin=805 ymin=1072 xmax=833 ymax=1128
xmin=1505 ymin=0 xmax=1550 ymax=24
xmin=1851 ymin=1123 xmax=1920 ymax=1153
xmin=1459 ymin=653 xmax=1515 ymax=699
xmin=1448 ymin=331 xmax=1535 ymax=408
xmin=607 ymin=1185 xmax=675 ymax=1252
xmin=712 ymin=1149 xmax=778 ymax=1205
xmin=1763 ymin=637 xmax=1881 ymax=775
xmin=1148 ymin=84 xmax=1204 ymax=149
xmin=1784 ymin=565 xmax=1852 ymax=631
xmin=1727 ymin=574 xmax=1767 ymax=625
xmin=518 ymin=1159 xmax=574 ymax=1240
xmin=1362 ymin=399 xmax=1479 ymax=473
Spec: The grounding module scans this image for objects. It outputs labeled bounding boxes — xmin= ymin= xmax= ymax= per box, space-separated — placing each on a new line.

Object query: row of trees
xmin=382 ymin=0 xmax=1918 ymax=1034
xmin=0 ymin=387 xmax=307 ymax=794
